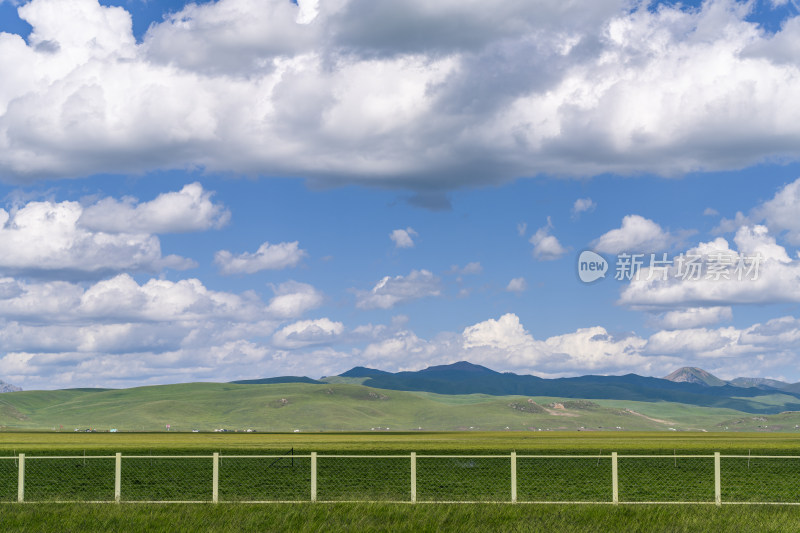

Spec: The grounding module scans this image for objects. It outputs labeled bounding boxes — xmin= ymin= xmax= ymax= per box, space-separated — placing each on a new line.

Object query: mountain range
xmin=0 ymin=381 xmax=21 ymax=393
xmin=234 ymin=361 xmax=800 ymax=415
xmin=0 ymin=363 xmax=799 ymax=431
xmin=663 ymin=367 xmax=800 ymax=392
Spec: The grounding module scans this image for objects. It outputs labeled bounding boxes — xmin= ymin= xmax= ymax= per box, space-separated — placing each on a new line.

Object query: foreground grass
xmin=0 ymin=503 xmax=799 ymax=532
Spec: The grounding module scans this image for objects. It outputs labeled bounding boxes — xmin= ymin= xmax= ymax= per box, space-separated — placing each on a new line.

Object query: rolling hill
xmin=1 ymin=361 xmax=799 ymax=432
xmin=0 ymin=381 xmax=765 ymax=432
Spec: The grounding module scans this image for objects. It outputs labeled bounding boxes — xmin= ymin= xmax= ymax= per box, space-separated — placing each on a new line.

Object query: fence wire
xmin=219 ymin=456 xmax=310 ymax=501
xmin=417 ymin=456 xmax=510 ymax=502
xmin=25 ymin=457 xmax=115 ymax=502
xmin=517 ymin=457 xmax=611 ymax=502
xmin=122 ymin=457 xmax=212 ymax=501
xmin=0 ymin=458 xmax=16 ymax=502
xmin=3 ymin=452 xmax=800 ymax=503
xmin=318 ymin=456 xmax=409 ymax=501
xmin=618 ymin=456 xmax=715 ymax=502
xmin=721 ymin=457 xmax=800 ymax=503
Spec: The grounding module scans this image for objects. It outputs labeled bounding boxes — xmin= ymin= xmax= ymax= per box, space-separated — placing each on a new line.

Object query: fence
xmin=2 ymin=452 xmax=800 ymax=504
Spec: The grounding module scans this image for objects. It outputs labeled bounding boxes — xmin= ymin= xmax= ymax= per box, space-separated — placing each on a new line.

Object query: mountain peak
xmin=0 ymin=380 xmax=21 ymax=393
xmin=339 ymin=366 xmax=391 ymax=378
xmin=419 ymin=361 xmax=497 ymax=374
xmin=663 ymin=367 xmax=726 ymax=387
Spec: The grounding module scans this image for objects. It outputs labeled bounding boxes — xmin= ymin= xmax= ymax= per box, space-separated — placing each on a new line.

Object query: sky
xmin=2 ymin=0 xmax=800 ymax=389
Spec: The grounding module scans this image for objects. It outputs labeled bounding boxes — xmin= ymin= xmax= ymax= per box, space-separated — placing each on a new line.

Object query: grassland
xmin=2 ymin=430 xmax=800 ymax=454
xmin=2 ymin=503 xmax=800 ymax=533
xmin=2 ymin=433 xmax=800 ymax=531
xmin=1 ymin=381 xmax=798 ymax=433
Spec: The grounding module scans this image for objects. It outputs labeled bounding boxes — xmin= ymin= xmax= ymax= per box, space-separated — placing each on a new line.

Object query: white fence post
xmin=411 ymin=452 xmax=417 ymax=503
xmin=17 ymin=453 xmax=24 ymax=503
xmin=511 ymin=452 xmax=517 ymax=503
xmin=212 ymin=452 xmax=219 ymax=503
xmin=311 ymin=452 xmax=317 ymax=502
xmin=612 ymin=452 xmax=618 ymax=504
xmin=115 ymin=453 xmax=122 ymax=503
xmin=714 ymin=452 xmax=721 ymax=506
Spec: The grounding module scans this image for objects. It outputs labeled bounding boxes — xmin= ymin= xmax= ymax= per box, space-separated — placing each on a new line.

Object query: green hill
xmin=0 ymin=381 xmax=782 ymax=432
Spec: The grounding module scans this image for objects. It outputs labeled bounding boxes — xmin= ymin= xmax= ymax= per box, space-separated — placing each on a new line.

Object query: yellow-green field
xmin=1 ymin=430 xmax=799 ymax=453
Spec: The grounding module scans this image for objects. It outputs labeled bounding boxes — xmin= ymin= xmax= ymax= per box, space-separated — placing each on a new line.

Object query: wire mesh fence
xmin=122 ymin=456 xmax=212 ymax=502
xmin=4 ymin=452 xmax=800 ymax=504
xmin=721 ymin=456 xmax=800 ymax=503
xmin=517 ymin=456 xmax=612 ymax=502
xmin=416 ymin=456 xmax=510 ymax=502
xmin=618 ymin=455 xmax=716 ymax=503
xmin=0 ymin=458 xmax=17 ymax=502
xmin=318 ymin=455 xmax=410 ymax=501
xmin=218 ymin=455 xmax=311 ymax=502
xmin=25 ymin=456 xmax=116 ymax=502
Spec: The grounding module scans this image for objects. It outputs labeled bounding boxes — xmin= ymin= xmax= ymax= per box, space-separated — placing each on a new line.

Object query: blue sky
xmin=2 ymin=0 xmax=800 ymax=388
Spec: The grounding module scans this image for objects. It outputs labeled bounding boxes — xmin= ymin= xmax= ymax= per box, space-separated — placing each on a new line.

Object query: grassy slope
xmin=2 ymin=503 xmax=800 ymax=533
xmin=0 ymin=381 xmax=796 ymax=433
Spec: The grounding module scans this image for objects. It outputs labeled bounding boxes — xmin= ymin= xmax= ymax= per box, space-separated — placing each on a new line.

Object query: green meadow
xmin=0 ymin=432 xmax=798 ymax=531
xmin=1 ymin=503 xmax=800 ymax=533
xmin=1 ymin=381 xmax=798 ymax=433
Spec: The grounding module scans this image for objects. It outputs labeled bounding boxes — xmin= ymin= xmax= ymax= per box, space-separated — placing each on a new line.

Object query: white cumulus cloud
xmin=266 ymin=280 xmax=324 ymax=318
xmin=530 ymin=217 xmax=567 ymax=260
xmin=272 ymin=318 xmax=344 ymax=349
xmin=5 ymin=0 xmax=800 ymax=189
xmin=79 ymin=182 xmax=230 ymax=234
xmin=506 ymin=277 xmax=527 ymax=293
xmin=355 ymin=269 xmax=442 ymax=309
xmin=650 ymin=307 xmax=734 ymax=330
xmin=619 ymin=225 xmax=800 ymax=309
xmin=0 ymin=199 xmax=193 ymax=277
xmin=593 ymin=215 xmax=676 ymax=254
xmin=572 ymin=197 xmax=596 ymax=218
xmin=215 ymin=241 xmax=307 ymax=275
xmin=389 ymin=227 xmax=417 ymax=248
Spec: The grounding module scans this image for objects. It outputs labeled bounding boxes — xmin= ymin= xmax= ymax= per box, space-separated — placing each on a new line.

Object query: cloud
xmin=389 ymin=227 xmax=417 ymax=248
xmin=272 ymin=318 xmax=344 ymax=349
xmin=592 ymin=215 xmax=675 ymax=254
xmin=506 ymin=277 xmax=527 ymax=293
xmin=0 ymin=273 xmax=267 ymax=323
xmin=0 ymin=272 xmax=332 ymax=387
xmin=356 ymin=312 xmax=800 ymax=381
xmin=530 ymin=217 xmax=567 ymax=260
xmin=645 ymin=327 xmax=747 ymax=358
xmin=703 ymin=207 xmax=719 ymax=216
xmin=266 ymin=280 xmax=324 ymax=318
xmin=0 ymin=199 xmax=194 ymax=278
xmin=571 ymin=197 xmax=596 ymax=218
xmin=460 ymin=313 xmax=650 ymax=374
xmin=449 ymin=262 xmax=483 ymax=275
xmin=355 ymin=269 xmax=442 ymax=309
xmin=619 ymin=225 xmax=800 ymax=308
xmin=752 ymin=177 xmax=800 ymax=245
xmin=716 ymin=178 xmax=800 ymax=244
xmin=5 ymin=0 xmax=800 ymax=188
xmin=79 ymin=182 xmax=230 ymax=234
xmin=649 ymin=307 xmax=733 ymax=330
xmin=215 ymin=241 xmax=307 ymax=275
